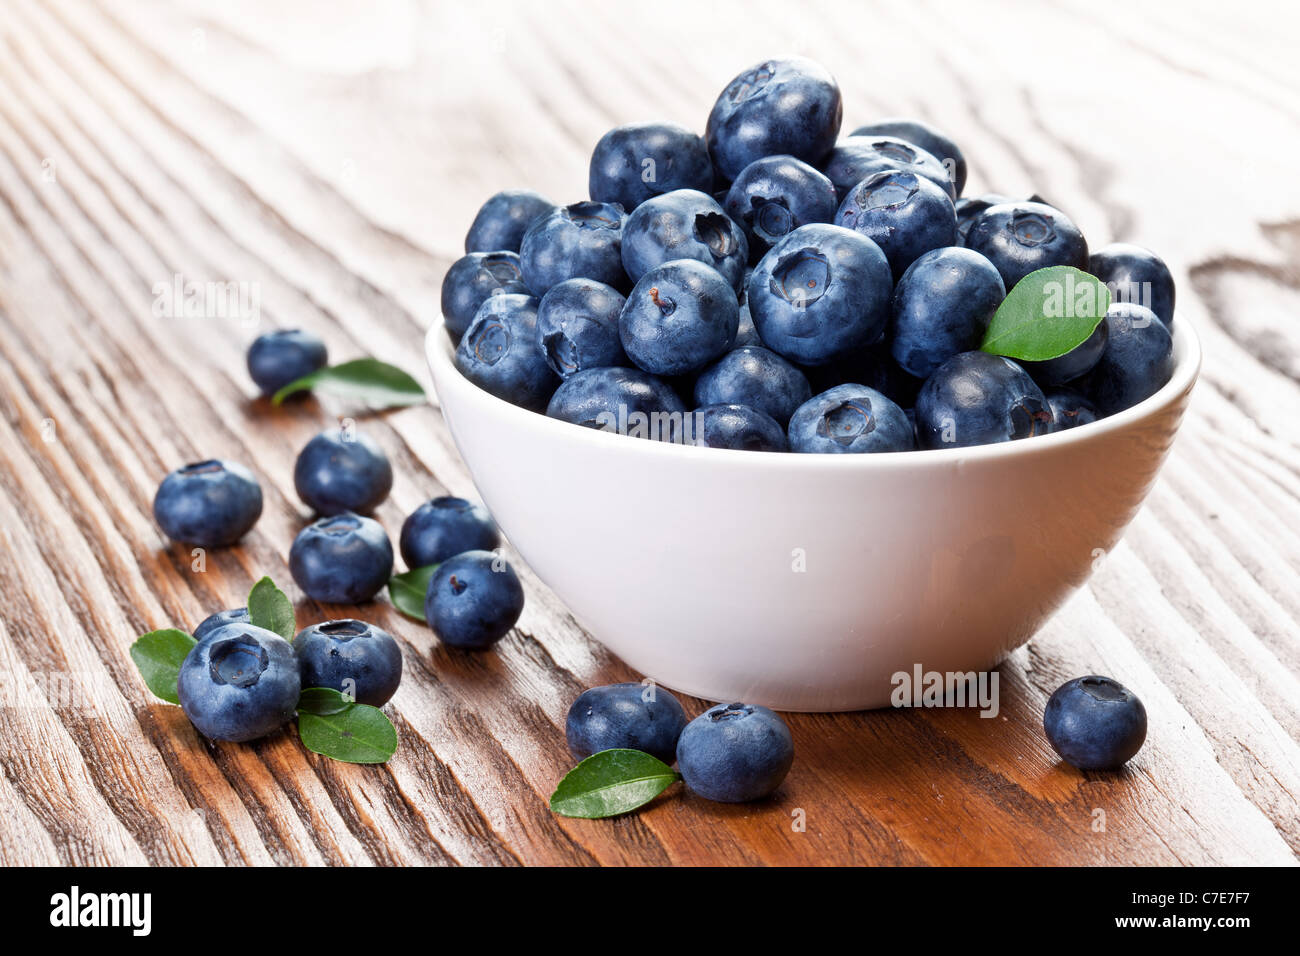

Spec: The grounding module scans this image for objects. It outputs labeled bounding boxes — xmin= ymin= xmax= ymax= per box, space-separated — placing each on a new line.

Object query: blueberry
xmin=804 ymin=342 xmax=923 ymax=409
xmin=464 ymin=189 xmax=555 ymax=254
xmin=1089 ymin=243 xmax=1175 ymax=328
xmin=289 ymin=512 xmax=394 ymax=604
xmin=955 ymin=194 xmax=1014 ymax=244
xmin=455 ymin=293 xmax=560 ymax=412
xmin=1043 ymin=675 xmax=1147 ymax=770
xmin=1079 ymin=304 xmax=1174 ymax=416
xmin=153 ymin=460 xmax=263 ymax=548
xmin=399 ymin=497 xmax=500 ymax=570
xmin=722 ymin=156 xmax=839 ymax=259
xmin=193 ymin=607 xmax=249 ymax=641
xmin=293 ymin=619 xmax=403 ymax=707
xmin=519 ymin=202 xmax=628 ymax=296
xmin=915 ymin=352 xmax=1053 ymax=449
xmin=694 ymin=346 xmax=811 ymax=426
xmin=1021 ymin=318 xmax=1108 ymax=386
xmin=424 ymin=550 xmax=524 ymax=650
xmin=851 ymin=118 xmax=967 ymax=196
xmin=787 ymin=383 xmax=914 ymax=454
xmin=689 ymin=403 xmax=788 ymax=452
xmin=547 ymin=366 xmax=688 ymax=441
xmin=821 ymin=135 xmax=956 ymax=202
xmin=177 ymin=624 xmax=300 ymax=743
xmin=891 ymin=247 xmax=1005 ymax=378
xmin=440 ymin=251 xmax=529 ymax=342
xmin=588 ymin=123 xmax=713 ymax=211
xmin=836 ymin=169 xmax=957 ymax=277
xmin=619 ymin=259 xmax=739 ymax=377
xmin=676 ymin=702 xmax=794 ymax=803
xmin=746 ymin=223 xmax=892 ymax=366
xmin=293 ymin=428 xmax=393 ymax=516
xmin=706 ymin=56 xmax=843 ymax=182
xmin=1044 ymin=387 xmax=1100 ymax=431
xmin=621 ymin=190 xmax=748 ymax=293
xmin=565 ymin=682 xmax=688 ymax=765
xmin=246 ymin=329 xmax=328 ymax=397
xmin=535 ymin=278 xmax=628 ymax=379
xmin=963 ymin=201 xmax=1088 ymax=289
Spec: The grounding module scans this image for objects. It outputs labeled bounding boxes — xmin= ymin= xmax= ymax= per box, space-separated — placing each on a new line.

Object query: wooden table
xmin=0 ymin=0 xmax=1296 ymax=866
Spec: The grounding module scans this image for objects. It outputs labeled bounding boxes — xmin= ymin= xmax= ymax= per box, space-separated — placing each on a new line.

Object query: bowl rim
xmin=426 ymin=312 xmax=1201 ymax=469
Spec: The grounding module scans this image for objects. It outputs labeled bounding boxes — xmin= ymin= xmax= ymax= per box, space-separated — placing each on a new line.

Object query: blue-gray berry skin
xmin=464 ymin=190 xmax=555 ymax=254
xmin=851 ymin=119 xmax=966 ymax=196
xmin=962 ymin=201 xmax=1089 ymax=290
xmin=193 ymin=608 xmax=249 ymax=641
xmin=566 ymin=683 xmax=688 ymax=765
xmin=1080 ymin=304 xmax=1174 ymax=416
xmin=519 ymin=202 xmax=628 ymax=296
xmin=293 ymin=619 xmax=403 ymax=707
xmin=1043 ymin=676 xmax=1147 ymax=770
xmin=289 ymin=512 xmax=394 ymax=605
xmin=399 ymin=497 xmax=500 ymax=570
xmin=455 ymin=293 xmax=560 ymax=413
xmin=294 ymin=428 xmax=393 ymax=516
xmin=589 ymin=124 xmax=713 ymax=212
xmin=546 ymin=366 xmax=687 ymax=442
xmin=619 ymin=259 xmax=739 ymax=377
xmin=247 ymin=329 xmax=328 ymax=397
xmin=788 ymin=384 xmax=914 ymax=454
xmin=890 ymin=246 xmax=1006 ymax=379
xmin=706 ymin=57 xmax=843 ymax=182
xmin=689 ymin=403 xmax=789 ymax=452
xmin=915 ymin=352 xmax=1053 ymax=449
xmin=676 ymin=702 xmax=794 ymax=803
xmin=535 ymin=278 xmax=628 ymax=379
xmin=440 ymin=251 xmax=530 ymax=342
xmin=747 ymin=223 xmax=893 ymax=367
xmin=621 ymin=190 xmax=749 ymax=294
xmin=177 ymin=624 xmax=300 ymax=743
xmin=1044 ymin=388 xmax=1101 ymax=431
xmin=1089 ymin=243 xmax=1175 ymax=329
xmin=424 ymin=550 xmax=524 ymax=651
xmin=694 ymin=345 xmax=811 ymax=426
xmin=822 ymin=134 xmax=955 ymax=202
xmin=836 ymin=169 xmax=957 ymax=278
xmin=723 ymin=155 xmax=839 ymax=259
xmin=153 ymin=460 xmax=263 ymax=549
xmin=1021 ymin=319 xmax=1108 ymax=387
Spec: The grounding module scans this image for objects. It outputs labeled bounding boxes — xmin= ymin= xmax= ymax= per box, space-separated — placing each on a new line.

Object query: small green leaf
xmin=247 ymin=576 xmax=295 ymax=640
xmin=549 ymin=749 xmax=682 ymax=819
xmin=980 ymin=266 xmax=1111 ymax=362
xmin=298 ymin=702 xmax=398 ymax=764
xmin=388 ymin=565 xmax=439 ymax=621
xmin=272 ymin=357 xmax=426 ymax=409
xmin=130 ymin=629 xmax=197 ymax=704
xmin=297 ymin=687 xmax=354 ymax=716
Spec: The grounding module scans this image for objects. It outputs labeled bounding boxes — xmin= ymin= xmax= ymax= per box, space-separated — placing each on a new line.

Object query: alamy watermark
xmin=152 ymin=273 xmax=260 ymax=327
xmin=890 ymin=665 xmax=1000 ymax=718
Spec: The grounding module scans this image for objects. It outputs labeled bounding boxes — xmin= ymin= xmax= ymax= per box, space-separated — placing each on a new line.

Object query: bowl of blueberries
xmin=428 ymin=56 xmax=1200 ymax=711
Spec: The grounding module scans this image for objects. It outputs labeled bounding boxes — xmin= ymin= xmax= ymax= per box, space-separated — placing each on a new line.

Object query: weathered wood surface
xmin=0 ymin=0 xmax=1297 ymax=865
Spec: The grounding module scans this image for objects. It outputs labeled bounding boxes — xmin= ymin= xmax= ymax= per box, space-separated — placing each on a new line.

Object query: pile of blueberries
xmin=442 ymin=55 xmax=1176 ymax=452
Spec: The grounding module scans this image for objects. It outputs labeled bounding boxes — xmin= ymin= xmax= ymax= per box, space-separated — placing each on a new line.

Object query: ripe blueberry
xmin=694 ymin=345 xmax=811 ymax=426
xmin=547 ymin=366 xmax=688 ymax=442
xmin=722 ymin=155 xmax=839 ymax=258
xmin=963 ymin=201 xmax=1088 ymax=289
xmin=293 ymin=428 xmax=393 ymax=516
xmin=424 ymin=550 xmax=525 ymax=651
xmin=177 ymin=623 xmax=300 ymax=743
xmin=851 ymin=118 xmax=966 ymax=196
xmin=535 ymin=278 xmax=628 ymax=379
xmin=1089 ymin=242 xmax=1175 ymax=328
xmin=676 ymin=702 xmax=794 ymax=803
xmin=399 ymin=496 xmax=500 ymax=570
xmin=464 ymin=189 xmax=555 ymax=254
xmin=293 ymin=619 xmax=403 ymax=706
xmin=1080 ymin=303 xmax=1174 ymax=416
xmin=619 ymin=259 xmax=739 ymax=377
xmin=915 ymin=352 xmax=1053 ymax=448
xmin=566 ymin=682 xmax=689 ymax=765
xmin=289 ymin=512 xmax=394 ymax=604
xmin=589 ymin=123 xmax=713 ymax=211
xmin=440 ymin=251 xmax=530 ymax=342
xmin=246 ymin=329 xmax=327 ymax=397
xmin=193 ymin=607 xmax=249 ymax=641
xmin=836 ymin=169 xmax=957 ymax=278
xmin=689 ymin=403 xmax=789 ymax=452
xmin=519 ymin=202 xmax=628 ymax=296
xmin=153 ymin=459 xmax=263 ymax=549
xmin=890 ymin=246 xmax=1005 ymax=379
xmin=788 ymin=384 xmax=914 ymax=454
xmin=621 ymin=190 xmax=749 ymax=294
xmin=1044 ymin=675 xmax=1147 ymax=770
xmin=455 ymin=293 xmax=560 ymax=412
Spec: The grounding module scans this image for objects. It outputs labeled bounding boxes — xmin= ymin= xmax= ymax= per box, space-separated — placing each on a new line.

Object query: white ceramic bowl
xmin=427 ymin=319 xmax=1200 ymax=711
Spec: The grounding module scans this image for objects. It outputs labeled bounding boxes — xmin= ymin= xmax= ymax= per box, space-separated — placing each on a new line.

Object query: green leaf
xmin=388 ymin=564 xmax=439 ymax=621
xmin=272 ymin=357 xmax=426 ymax=409
xmin=549 ymin=749 xmax=682 ymax=819
xmin=129 ymin=629 xmax=197 ymax=704
xmin=247 ymin=576 xmax=295 ymax=640
xmin=298 ymin=702 xmax=398 ymax=764
xmin=297 ymin=687 xmax=354 ymax=716
xmin=980 ymin=266 xmax=1111 ymax=362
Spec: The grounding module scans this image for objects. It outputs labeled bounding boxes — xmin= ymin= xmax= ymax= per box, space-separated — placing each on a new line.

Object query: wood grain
xmin=0 ymin=0 xmax=1296 ymax=865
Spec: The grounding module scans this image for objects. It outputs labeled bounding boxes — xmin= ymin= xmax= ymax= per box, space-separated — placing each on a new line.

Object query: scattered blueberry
xmin=915 ymin=352 xmax=1053 ymax=449
xmin=1044 ymin=387 xmax=1101 ymax=431
xmin=400 ymin=496 xmax=500 ymax=570
xmin=694 ymin=345 xmax=811 ymax=426
xmin=535 ymin=278 xmax=628 ymax=379
xmin=464 ymin=189 xmax=556 ymax=254
xmin=821 ymin=134 xmax=956 ymax=201
xmin=519 ymin=201 xmax=627 ymax=296
xmin=788 ymin=383 xmax=914 ymax=454
xmin=836 ymin=169 xmax=957 ymax=277
xmin=1080 ymin=303 xmax=1174 ymax=416
xmin=293 ymin=619 xmax=403 ymax=707
xmin=963 ymin=201 xmax=1089 ymax=289
xmin=1021 ymin=318 xmax=1108 ymax=387
xmin=722 ymin=155 xmax=839 ymax=259
xmin=547 ymin=366 xmax=688 ymax=441
xmin=455 ymin=292 xmax=560 ymax=412
xmin=440 ymin=251 xmax=530 ymax=342
xmin=689 ymin=403 xmax=789 ymax=452
xmin=621 ymin=190 xmax=749 ymax=293
xmin=289 ymin=512 xmax=394 ymax=604
xmin=424 ymin=550 xmax=525 ymax=650
xmin=566 ymin=682 xmax=688 ymax=765
xmin=293 ymin=428 xmax=392 ymax=517
xmin=1043 ymin=675 xmax=1147 ymax=770
xmin=177 ymin=623 xmax=300 ymax=743
xmin=153 ymin=460 xmax=263 ymax=549
xmin=246 ymin=329 xmax=328 ymax=397
xmin=1089 ymin=243 xmax=1175 ymax=328
xmin=619 ymin=258 xmax=739 ymax=376
xmin=589 ymin=123 xmax=713 ymax=211
xmin=851 ymin=118 xmax=966 ymax=196
xmin=193 ymin=607 xmax=249 ymax=641
xmin=676 ymin=702 xmax=794 ymax=803
xmin=891 ymin=246 xmax=1005 ymax=379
